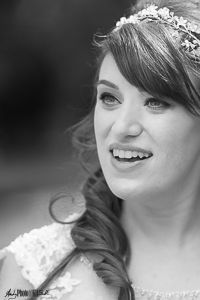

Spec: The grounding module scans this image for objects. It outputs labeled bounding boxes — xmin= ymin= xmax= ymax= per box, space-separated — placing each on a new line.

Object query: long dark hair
xmin=29 ymin=1 xmax=200 ymax=299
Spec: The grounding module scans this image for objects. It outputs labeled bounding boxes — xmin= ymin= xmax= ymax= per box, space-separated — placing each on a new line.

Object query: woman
xmin=1 ymin=0 xmax=200 ymax=299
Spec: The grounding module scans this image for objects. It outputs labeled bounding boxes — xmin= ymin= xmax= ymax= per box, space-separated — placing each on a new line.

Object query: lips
xmin=113 ymin=149 xmax=152 ymax=159
xmin=109 ymin=143 xmax=153 ymax=166
xmin=110 ymin=151 xmax=152 ymax=172
xmin=110 ymin=143 xmax=152 ymax=156
xmin=111 ymin=150 xmax=152 ymax=163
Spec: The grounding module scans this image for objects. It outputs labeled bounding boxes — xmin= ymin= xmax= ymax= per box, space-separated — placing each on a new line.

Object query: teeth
xmin=113 ymin=149 xmax=118 ymax=157
xmin=119 ymin=150 xmax=125 ymax=158
xmin=112 ymin=149 xmax=152 ymax=158
xmin=132 ymin=151 xmax=138 ymax=158
xmin=138 ymin=152 xmax=144 ymax=158
xmin=124 ymin=151 xmax=132 ymax=159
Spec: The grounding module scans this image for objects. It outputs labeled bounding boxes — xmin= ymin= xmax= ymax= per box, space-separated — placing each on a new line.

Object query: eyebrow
xmin=96 ymin=79 xmax=119 ymax=90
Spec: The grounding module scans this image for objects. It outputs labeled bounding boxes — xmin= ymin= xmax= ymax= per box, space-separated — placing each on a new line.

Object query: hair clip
xmin=114 ymin=4 xmax=200 ymax=58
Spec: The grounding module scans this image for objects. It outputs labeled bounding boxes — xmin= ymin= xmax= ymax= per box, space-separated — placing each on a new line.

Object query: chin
xmin=106 ymin=178 xmax=142 ymax=201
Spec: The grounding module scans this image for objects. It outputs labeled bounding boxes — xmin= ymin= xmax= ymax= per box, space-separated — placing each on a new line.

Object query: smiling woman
xmin=1 ymin=1 xmax=200 ymax=300
xmin=94 ymin=53 xmax=200 ymax=205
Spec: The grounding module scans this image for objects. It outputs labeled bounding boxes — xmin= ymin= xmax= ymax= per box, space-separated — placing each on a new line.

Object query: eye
xmin=98 ymin=92 xmax=121 ymax=107
xmin=145 ymin=98 xmax=171 ymax=110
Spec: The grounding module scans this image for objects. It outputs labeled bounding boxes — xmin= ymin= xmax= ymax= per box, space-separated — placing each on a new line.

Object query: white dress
xmin=0 ymin=213 xmax=117 ymax=300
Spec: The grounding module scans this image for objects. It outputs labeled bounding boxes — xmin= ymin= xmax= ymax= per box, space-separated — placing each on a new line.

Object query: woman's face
xmin=94 ymin=53 xmax=200 ymax=204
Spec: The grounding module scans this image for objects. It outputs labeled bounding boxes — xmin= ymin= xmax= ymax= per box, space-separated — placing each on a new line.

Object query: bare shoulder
xmin=60 ymin=253 xmax=119 ymax=300
xmin=0 ymin=249 xmax=33 ymax=299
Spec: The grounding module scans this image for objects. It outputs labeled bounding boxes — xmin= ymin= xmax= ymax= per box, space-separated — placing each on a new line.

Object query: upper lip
xmin=109 ymin=143 xmax=153 ymax=155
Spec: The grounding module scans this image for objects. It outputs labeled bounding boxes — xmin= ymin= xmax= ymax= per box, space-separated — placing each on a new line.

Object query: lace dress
xmin=0 ymin=213 xmax=108 ymax=300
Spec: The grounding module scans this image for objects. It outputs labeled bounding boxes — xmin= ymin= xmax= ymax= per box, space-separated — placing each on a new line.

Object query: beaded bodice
xmin=1 ymin=213 xmax=200 ymax=300
xmin=0 ymin=213 xmax=81 ymax=300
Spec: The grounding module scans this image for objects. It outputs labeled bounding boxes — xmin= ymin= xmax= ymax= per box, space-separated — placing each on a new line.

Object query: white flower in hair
xmin=129 ymin=16 xmax=139 ymax=24
xmin=114 ymin=3 xmax=200 ymax=59
xmin=182 ymin=40 xmax=193 ymax=48
xmin=188 ymin=21 xmax=198 ymax=32
xmin=177 ymin=16 xmax=188 ymax=27
xmin=139 ymin=4 xmax=158 ymax=16
xmin=158 ymin=7 xmax=170 ymax=16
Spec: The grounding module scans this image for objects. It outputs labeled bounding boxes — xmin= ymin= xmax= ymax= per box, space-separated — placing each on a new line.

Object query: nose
xmin=111 ymin=101 xmax=143 ymax=139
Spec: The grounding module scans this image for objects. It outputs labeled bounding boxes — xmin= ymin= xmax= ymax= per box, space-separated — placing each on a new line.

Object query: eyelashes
xmin=145 ymin=98 xmax=171 ymax=110
xmin=98 ymin=92 xmax=171 ymax=110
xmin=98 ymin=92 xmax=120 ymax=106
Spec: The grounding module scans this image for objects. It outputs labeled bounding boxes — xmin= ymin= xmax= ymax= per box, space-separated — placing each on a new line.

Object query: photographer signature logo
xmin=4 ymin=289 xmax=49 ymax=299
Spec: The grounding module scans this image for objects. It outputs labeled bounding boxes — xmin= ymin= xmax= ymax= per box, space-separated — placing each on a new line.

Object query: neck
xmin=121 ymin=186 xmax=200 ymax=248
xmin=120 ymin=182 xmax=200 ymax=292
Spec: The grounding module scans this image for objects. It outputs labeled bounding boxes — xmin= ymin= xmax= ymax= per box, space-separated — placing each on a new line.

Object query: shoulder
xmin=0 ymin=213 xmax=81 ymax=298
xmin=0 ymin=213 xmax=118 ymax=300
xmin=59 ymin=253 xmax=119 ymax=300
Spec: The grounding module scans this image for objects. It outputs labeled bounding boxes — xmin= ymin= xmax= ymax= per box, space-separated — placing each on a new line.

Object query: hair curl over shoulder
xmin=29 ymin=1 xmax=200 ymax=299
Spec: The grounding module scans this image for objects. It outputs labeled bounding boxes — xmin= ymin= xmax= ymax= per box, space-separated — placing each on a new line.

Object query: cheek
xmin=94 ymin=105 xmax=111 ymax=142
xmin=94 ymin=107 xmax=106 ymax=161
xmin=154 ymin=119 xmax=200 ymax=176
xmin=94 ymin=106 xmax=102 ymax=144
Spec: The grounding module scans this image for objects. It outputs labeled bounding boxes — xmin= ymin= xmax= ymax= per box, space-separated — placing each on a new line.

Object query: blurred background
xmin=0 ymin=0 xmax=133 ymax=248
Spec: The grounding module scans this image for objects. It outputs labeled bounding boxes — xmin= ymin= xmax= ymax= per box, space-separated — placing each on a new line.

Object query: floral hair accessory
xmin=114 ymin=4 xmax=200 ymax=58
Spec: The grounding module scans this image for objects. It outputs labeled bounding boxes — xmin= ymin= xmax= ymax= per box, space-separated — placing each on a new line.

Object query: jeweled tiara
xmin=114 ymin=4 xmax=200 ymax=58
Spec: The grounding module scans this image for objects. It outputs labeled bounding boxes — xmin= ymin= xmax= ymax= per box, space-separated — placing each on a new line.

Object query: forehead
xmin=98 ymin=53 xmax=150 ymax=98
xmin=99 ymin=53 xmax=200 ymax=101
xmin=98 ymin=54 xmax=133 ymax=91
xmin=99 ymin=54 xmax=121 ymax=79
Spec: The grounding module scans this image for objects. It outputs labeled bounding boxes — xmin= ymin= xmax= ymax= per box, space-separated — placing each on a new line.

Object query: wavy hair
xmin=29 ymin=1 xmax=200 ymax=299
